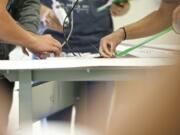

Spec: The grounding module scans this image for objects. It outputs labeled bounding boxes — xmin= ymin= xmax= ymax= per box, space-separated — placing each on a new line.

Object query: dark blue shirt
xmin=41 ymin=0 xmax=113 ymax=53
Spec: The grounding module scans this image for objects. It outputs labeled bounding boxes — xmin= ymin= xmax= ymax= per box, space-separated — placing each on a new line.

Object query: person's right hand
xmin=26 ymin=34 xmax=62 ymax=57
xmin=99 ymin=28 xmax=125 ymax=58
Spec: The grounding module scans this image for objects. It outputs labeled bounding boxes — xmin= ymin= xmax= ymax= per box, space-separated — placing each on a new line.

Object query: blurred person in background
xmin=78 ymin=62 xmax=180 ymax=135
xmin=107 ymin=63 xmax=180 ymax=135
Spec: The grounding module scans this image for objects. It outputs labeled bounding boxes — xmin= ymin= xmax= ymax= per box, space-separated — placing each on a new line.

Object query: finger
xmin=51 ymin=47 xmax=60 ymax=57
xmin=22 ymin=48 xmax=29 ymax=56
xmin=111 ymin=9 xmax=117 ymax=17
xmin=102 ymin=50 xmax=112 ymax=58
xmin=111 ymin=44 xmax=116 ymax=54
xmin=102 ymin=43 xmax=114 ymax=57
xmin=111 ymin=47 xmax=117 ymax=57
xmin=47 ymin=37 xmax=61 ymax=56
xmin=113 ymin=47 xmax=116 ymax=55
xmin=99 ymin=46 xmax=112 ymax=58
xmin=51 ymin=38 xmax=62 ymax=50
xmin=112 ymin=4 xmax=124 ymax=12
xmin=111 ymin=8 xmax=123 ymax=16
xmin=100 ymin=41 xmax=114 ymax=57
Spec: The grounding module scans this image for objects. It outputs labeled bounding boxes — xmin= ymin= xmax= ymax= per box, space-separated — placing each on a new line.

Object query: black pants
xmin=0 ymin=77 xmax=15 ymax=91
xmin=0 ymin=43 xmax=15 ymax=100
xmin=0 ymin=44 xmax=15 ymax=89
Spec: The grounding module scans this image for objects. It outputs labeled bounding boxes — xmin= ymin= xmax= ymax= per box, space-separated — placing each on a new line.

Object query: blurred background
xmin=7 ymin=0 xmax=180 ymax=134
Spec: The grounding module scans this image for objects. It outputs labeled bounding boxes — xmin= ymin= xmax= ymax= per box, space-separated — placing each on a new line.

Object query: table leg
xmin=18 ymin=70 xmax=33 ymax=131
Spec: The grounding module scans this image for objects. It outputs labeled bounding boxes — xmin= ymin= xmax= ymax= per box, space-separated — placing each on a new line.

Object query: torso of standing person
xmin=41 ymin=0 xmax=113 ymax=53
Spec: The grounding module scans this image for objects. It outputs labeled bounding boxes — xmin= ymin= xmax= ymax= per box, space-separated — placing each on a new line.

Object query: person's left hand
xmin=110 ymin=3 xmax=130 ymax=17
xmin=99 ymin=29 xmax=125 ymax=58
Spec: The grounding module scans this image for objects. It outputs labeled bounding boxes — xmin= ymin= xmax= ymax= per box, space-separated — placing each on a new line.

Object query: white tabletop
xmin=0 ymin=58 xmax=175 ymax=70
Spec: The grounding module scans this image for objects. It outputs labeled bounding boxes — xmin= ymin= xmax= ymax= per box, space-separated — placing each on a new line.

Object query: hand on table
xmin=24 ymin=34 xmax=62 ymax=58
xmin=99 ymin=29 xmax=125 ymax=58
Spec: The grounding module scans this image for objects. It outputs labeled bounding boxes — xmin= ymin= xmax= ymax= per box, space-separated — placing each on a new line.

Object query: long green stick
xmin=115 ymin=27 xmax=173 ymax=57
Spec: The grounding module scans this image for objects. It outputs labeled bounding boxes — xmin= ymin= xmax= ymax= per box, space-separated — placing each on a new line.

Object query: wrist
xmin=113 ymin=27 xmax=126 ymax=44
xmin=23 ymin=33 xmax=36 ymax=49
xmin=119 ymin=27 xmax=127 ymax=40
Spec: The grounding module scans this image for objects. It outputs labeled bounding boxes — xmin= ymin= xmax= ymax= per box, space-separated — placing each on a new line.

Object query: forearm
xmin=124 ymin=2 xmax=177 ymax=39
xmin=0 ymin=7 xmax=34 ymax=48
